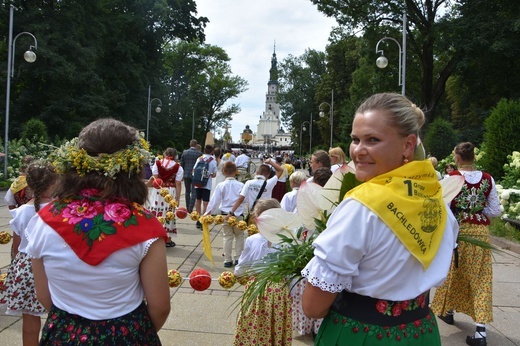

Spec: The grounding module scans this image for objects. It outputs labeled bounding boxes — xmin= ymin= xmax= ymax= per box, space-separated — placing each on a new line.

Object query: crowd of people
xmin=0 ymin=92 xmax=502 ymax=345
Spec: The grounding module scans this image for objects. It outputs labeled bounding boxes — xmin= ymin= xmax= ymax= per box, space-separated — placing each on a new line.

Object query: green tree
xmin=277 ymin=49 xmax=328 ymax=150
xmin=423 ymin=118 xmax=458 ymax=159
xmin=481 ymin=99 xmax=520 ymax=179
xmin=162 ymin=41 xmax=248 ymax=147
xmin=309 ymin=0 xmax=464 ymax=122
xmin=316 ymin=33 xmax=363 ymax=148
xmin=444 ymin=0 xmax=520 ymax=147
xmin=0 ymin=0 xmax=208 ymax=140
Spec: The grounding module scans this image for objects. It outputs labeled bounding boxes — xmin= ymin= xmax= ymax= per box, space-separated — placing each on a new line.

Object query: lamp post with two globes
xmin=4 ymin=4 xmax=38 ymax=177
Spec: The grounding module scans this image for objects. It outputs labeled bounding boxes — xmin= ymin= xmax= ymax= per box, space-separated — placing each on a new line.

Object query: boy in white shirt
xmin=229 ymin=158 xmax=284 ymax=219
xmin=204 ymin=162 xmax=245 ymax=267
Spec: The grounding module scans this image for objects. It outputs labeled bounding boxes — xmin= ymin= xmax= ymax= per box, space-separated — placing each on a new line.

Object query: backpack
xmin=192 ymin=156 xmax=214 ymax=188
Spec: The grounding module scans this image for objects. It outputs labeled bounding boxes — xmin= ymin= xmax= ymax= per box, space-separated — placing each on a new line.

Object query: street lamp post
xmin=319 ymin=89 xmax=334 ymax=149
xmin=191 ymin=110 xmax=195 ymax=139
xmin=4 ymin=4 xmax=38 ymax=177
xmin=375 ymin=12 xmax=407 ymax=95
xmin=146 ymin=85 xmax=162 ymax=142
xmin=309 ymin=113 xmax=313 ymax=154
xmin=299 ymin=121 xmax=310 ymax=157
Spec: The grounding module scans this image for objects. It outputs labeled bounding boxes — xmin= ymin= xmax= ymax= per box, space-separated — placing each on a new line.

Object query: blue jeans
xmin=184 ymin=177 xmax=196 ymax=212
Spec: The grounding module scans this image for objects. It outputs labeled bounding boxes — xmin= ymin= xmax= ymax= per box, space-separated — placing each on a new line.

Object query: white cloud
xmin=196 ymin=0 xmax=336 ymax=142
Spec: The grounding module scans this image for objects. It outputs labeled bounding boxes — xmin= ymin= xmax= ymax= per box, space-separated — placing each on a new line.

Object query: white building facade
xmin=252 ymin=47 xmax=291 ymax=151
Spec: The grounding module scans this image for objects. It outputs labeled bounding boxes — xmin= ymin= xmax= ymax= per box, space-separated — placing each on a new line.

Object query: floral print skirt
xmin=315 ymin=310 xmax=441 ymax=346
xmin=0 ymin=252 xmax=46 ymax=316
xmin=146 ymin=186 xmax=177 ymax=235
xmin=233 ymin=280 xmax=293 ymax=346
xmin=40 ymin=302 xmax=162 ymax=345
xmin=431 ymin=223 xmax=493 ymax=323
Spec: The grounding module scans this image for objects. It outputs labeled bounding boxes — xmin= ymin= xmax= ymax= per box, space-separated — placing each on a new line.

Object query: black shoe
xmin=438 ymin=314 xmax=454 ymax=325
xmin=234 ymin=260 xmax=239 ymax=266
xmin=466 ymin=335 xmax=486 ymax=346
xmin=196 ymin=221 xmax=202 ymax=229
xmin=224 ymin=262 xmax=233 ymax=268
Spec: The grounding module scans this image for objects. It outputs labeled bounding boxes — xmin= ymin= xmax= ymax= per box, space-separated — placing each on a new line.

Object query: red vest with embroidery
xmin=38 ymin=190 xmax=167 ymax=266
xmin=449 ymin=171 xmax=493 ymax=225
xmin=156 ymin=159 xmax=180 ymax=187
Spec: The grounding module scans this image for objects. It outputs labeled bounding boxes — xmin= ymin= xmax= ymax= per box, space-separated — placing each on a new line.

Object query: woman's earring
xmin=403 ymin=157 xmax=409 ymax=164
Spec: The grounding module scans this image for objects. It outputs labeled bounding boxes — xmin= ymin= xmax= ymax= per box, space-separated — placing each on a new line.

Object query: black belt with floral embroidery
xmin=331 ymin=290 xmax=430 ymax=326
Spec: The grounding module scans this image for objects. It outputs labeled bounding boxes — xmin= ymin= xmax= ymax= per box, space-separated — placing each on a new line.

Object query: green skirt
xmin=314 ymin=310 xmax=441 ymax=346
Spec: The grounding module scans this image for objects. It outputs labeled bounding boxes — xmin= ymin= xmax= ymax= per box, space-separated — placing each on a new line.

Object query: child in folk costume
xmin=233 ymin=198 xmax=293 ymax=346
xmin=146 ymin=147 xmax=183 ymax=247
xmin=4 ymin=155 xmax=35 ymax=210
xmin=26 ymin=118 xmax=169 ymax=345
xmin=4 ymin=155 xmax=35 ymax=261
xmin=0 ymin=159 xmax=58 ymax=346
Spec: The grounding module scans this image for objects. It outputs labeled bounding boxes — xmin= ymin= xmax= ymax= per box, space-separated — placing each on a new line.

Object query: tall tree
xmin=445 ymin=0 xmax=520 ymax=146
xmin=309 ymin=0 xmax=463 ymax=122
xmin=0 ymin=0 xmax=208 ymax=140
xmin=162 ymin=41 xmax=248 ymax=147
xmin=277 ymin=49 xmax=328 ymax=151
xmin=316 ymin=32 xmax=364 ymax=148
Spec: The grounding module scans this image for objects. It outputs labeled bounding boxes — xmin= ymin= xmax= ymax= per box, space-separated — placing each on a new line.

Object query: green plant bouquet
xmin=236 ymin=165 xmax=361 ymax=315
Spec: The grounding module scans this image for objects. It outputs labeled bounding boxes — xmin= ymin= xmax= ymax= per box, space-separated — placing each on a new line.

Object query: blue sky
xmin=196 ymin=0 xmax=337 ymax=142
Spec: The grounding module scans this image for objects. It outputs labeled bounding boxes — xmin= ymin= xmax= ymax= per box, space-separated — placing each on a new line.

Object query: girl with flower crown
xmin=146 ymin=147 xmax=183 ymax=247
xmin=301 ymin=93 xmax=459 ymax=345
xmin=26 ymin=118 xmax=170 ymax=345
xmin=0 ymin=159 xmax=58 ymax=345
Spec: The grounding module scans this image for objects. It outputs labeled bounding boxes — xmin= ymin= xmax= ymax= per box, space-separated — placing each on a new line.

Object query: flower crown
xmin=50 ymin=133 xmax=152 ymax=179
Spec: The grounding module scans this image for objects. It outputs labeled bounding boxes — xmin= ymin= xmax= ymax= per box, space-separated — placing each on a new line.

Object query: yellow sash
xmin=346 ymin=161 xmax=446 ymax=269
xmin=9 ymin=176 xmax=27 ymax=194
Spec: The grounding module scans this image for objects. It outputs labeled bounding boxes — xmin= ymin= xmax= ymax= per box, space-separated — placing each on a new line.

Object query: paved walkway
xmin=0 ymin=186 xmax=519 ymax=345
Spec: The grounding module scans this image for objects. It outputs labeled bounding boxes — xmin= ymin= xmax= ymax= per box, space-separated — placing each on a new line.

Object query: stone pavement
xmin=0 ymin=187 xmax=519 ymax=345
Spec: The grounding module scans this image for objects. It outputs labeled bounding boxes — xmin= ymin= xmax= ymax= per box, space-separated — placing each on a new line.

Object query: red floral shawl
xmin=38 ymin=189 xmax=167 ymax=265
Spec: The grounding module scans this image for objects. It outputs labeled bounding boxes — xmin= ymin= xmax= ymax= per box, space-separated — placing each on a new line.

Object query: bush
xmin=496 ymin=184 xmax=520 ymax=221
xmin=500 ymin=151 xmax=520 ymax=189
xmin=481 ymin=99 xmax=520 ymax=178
xmin=424 ymin=117 xmax=459 ymax=159
xmin=21 ymin=118 xmax=48 ymax=142
xmin=0 ymin=137 xmax=55 ymax=181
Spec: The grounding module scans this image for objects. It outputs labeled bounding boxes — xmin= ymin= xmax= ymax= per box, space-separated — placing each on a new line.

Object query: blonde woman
xmin=328 ymin=146 xmax=349 ymax=174
xmin=302 ymin=93 xmax=459 ymax=345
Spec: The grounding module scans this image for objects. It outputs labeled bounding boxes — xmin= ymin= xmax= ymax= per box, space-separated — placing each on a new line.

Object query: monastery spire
xmin=269 ymin=40 xmax=278 ymax=84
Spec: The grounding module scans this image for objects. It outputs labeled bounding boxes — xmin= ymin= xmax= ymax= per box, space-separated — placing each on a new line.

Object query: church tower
xmin=254 ymin=44 xmax=282 ymax=147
